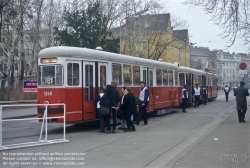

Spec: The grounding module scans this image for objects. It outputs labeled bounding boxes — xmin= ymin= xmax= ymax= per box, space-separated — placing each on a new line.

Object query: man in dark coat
xmin=234 ymin=81 xmax=249 ymax=123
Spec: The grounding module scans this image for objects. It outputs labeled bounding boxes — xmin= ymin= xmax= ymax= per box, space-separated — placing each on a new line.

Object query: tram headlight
xmin=44 ymin=101 xmax=49 ymax=104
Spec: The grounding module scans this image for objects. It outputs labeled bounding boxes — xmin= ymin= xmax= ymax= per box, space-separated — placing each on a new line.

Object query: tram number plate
xmin=44 ymin=91 xmax=52 ymax=96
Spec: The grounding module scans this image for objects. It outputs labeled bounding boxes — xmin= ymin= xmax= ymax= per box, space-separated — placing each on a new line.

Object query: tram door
xmin=142 ymin=68 xmax=148 ymax=86
xmin=148 ymin=68 xmax=154 ymax=111
xmin=96 ymin=63 xmax=107 ymax=119
xmin=82 ymin=62 xmax=96 ymax=120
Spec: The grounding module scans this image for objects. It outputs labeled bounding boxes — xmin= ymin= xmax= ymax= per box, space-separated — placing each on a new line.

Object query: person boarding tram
xmin=117 ymin=86 xmax=128 ymax=130
xmin=95 ymin=88 xmax=105 ymax=133
xmin=182 ymin=85 xmax=188 ymax=112
xmin=123 ymin=88 xmax=136 ymax=132
xmin=193 ymin=84 xmax=201 ymax=108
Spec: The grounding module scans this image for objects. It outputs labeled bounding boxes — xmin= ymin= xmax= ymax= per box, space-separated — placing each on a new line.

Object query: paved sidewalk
xmin=1 ymin=107 xmax=37 ymax=119
xmin=168 ymin=109 xmax=250 ymax=168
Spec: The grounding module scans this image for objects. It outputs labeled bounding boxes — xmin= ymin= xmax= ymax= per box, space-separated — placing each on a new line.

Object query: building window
xmin=26 ymin=63 xmax=29 ymax=70
xmin=0 ymin=49 xmax=3 ymax=56
xmin=15 ymin=48 xmax=18 ymax=56
xmin=25 ymin=48 xmax=29 ymax=55
xmin=1 ymin=37 xmax=5 ymax=42
xmin=142 ymin=42 xmax=147 ymax=49
xmin=15 ymin=63 xmax=18 ymax=70
xmin=0 ymin=64 xmax=2 ymax=71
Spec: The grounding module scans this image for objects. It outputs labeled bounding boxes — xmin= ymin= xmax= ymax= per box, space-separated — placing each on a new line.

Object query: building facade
xmin=190 ymin=46 xmax=244 ymax=88
xmin=113 ymin=14 xmax=190 ymax=67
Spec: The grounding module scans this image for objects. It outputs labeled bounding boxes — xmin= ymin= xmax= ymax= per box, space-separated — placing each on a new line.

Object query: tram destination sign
xmin=23 ymin=81 xmax=38 ymax=92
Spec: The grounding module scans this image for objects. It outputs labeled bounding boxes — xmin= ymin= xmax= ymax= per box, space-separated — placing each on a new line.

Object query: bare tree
xmin=120 ymin=13 xmax=189 ymax=60
xmin=190 ymin=57 xmax=203 ymax=69
xmin=184 ymin=0 xmax=250 ymax=49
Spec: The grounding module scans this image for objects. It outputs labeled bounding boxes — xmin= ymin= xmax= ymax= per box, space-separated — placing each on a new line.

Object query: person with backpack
xmin=123 ymin=88 xmax=136 ymax=132
xmin=99 ymin=85 xmax=112 ymax=133
xmin=224 ymin=85 xmax=230 ymax=102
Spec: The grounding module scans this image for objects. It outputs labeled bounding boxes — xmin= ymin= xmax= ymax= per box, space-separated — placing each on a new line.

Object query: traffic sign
xmin=239 ymin=62 xmax=247 ymax=70
xmin=239 ymin=70 xmax=247 ymax=75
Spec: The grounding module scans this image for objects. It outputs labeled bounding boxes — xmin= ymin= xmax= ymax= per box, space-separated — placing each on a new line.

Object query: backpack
xmin=134 ymin=95 xmax=141 ymax=105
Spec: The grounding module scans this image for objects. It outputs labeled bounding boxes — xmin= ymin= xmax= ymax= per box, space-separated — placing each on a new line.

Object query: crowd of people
xmin=95 ymin=81 xmax=149 ymax=133
xmin=182 ymin=82 xmax=249 ymax=123
xmin=95 ymin=79 xmax=249 ymax=134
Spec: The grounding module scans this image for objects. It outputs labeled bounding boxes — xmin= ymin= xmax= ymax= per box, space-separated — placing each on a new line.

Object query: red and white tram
xmin=37 ymin=46 xmax=218 ymax=123
xmin=178 ymin=67 xmax=218 ymax=104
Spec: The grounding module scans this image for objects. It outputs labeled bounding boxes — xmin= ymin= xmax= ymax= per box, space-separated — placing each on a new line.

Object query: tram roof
xmin=38 ymin=46 xmax=179 ymax=69
xmin=178 ymin=66 xmax=206 ymax=75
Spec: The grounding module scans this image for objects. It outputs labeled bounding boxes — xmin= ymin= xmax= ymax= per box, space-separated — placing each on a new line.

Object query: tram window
xmin=168 ymin=70 xmax=173 ymax=86
xmin=174 ymin=71 xmax=179 ymax=86
xmin=179 ymin=73 xmax=185 ymax=86
xmin=38 ymin=65 xmax=63 ymax=85
xmin=156 ymin=69 xmax=162 ymax=86
xmin=212 ymin=78 xmax=218 ymax=85
xmin=67 ymin=63 xmax=79 ymax=86
xmin=123 ymin=64 xmax=132 ymax=85
xmin=193 ymin=74 xmax=198 ymax=85
xmin=163 ymin=69 xmax=168 ymax=86
xmin=209 ymin=78 xmax=212 ymax=86
xmin=133 ymin=66 xmax=140 ymax=85
xmin=198 ymin=75 xmax=202 ymax=85
xmin=85 ymin=64 xmax=93 ymax=101
xmin=100 ymin=65 xmax=106 ymax=88
xmin=112 ymin=64 xmax=122 ymax=85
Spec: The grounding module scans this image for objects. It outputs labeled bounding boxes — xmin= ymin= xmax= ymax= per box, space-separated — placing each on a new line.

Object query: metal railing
xmin=0 ymin=103 xmax=69 ymax=150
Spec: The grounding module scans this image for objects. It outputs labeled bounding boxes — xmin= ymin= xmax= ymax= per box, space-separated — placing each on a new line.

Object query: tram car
xmin=37 ymin=46 xmax=218 ymax=123
xmin=178 ymin=67 xmax=218 ymax=105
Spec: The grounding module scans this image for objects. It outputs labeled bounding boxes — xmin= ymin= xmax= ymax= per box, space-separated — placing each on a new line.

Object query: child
xmin=95 ymin=88 xmax=105 ymax=114
xmin=95 ymin=88 xmax=105 ymax=132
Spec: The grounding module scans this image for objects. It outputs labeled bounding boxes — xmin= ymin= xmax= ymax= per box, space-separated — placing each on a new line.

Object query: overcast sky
xmin=165 ymin=0 xmax=248 ymax=54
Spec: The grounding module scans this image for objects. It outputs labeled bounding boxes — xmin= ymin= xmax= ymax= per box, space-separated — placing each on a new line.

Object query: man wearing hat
xmin=136 ymin=81 xmax=149 ymax=125
xmin=182 ymin=85 xmax=188 ymax=112
xmin=234 ymin=81 xmax=249 ymax=123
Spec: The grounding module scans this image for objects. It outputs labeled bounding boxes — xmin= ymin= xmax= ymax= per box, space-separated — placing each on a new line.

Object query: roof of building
xmin=190 ymin=46 xmax=211 ymax=56
xmin=129 ymin=13 xmax=170 ymax=33
xmin=173 ymin=30 xmax=188 ymax=43
xmin=110 ymin=13 xmax=171 ymax=34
